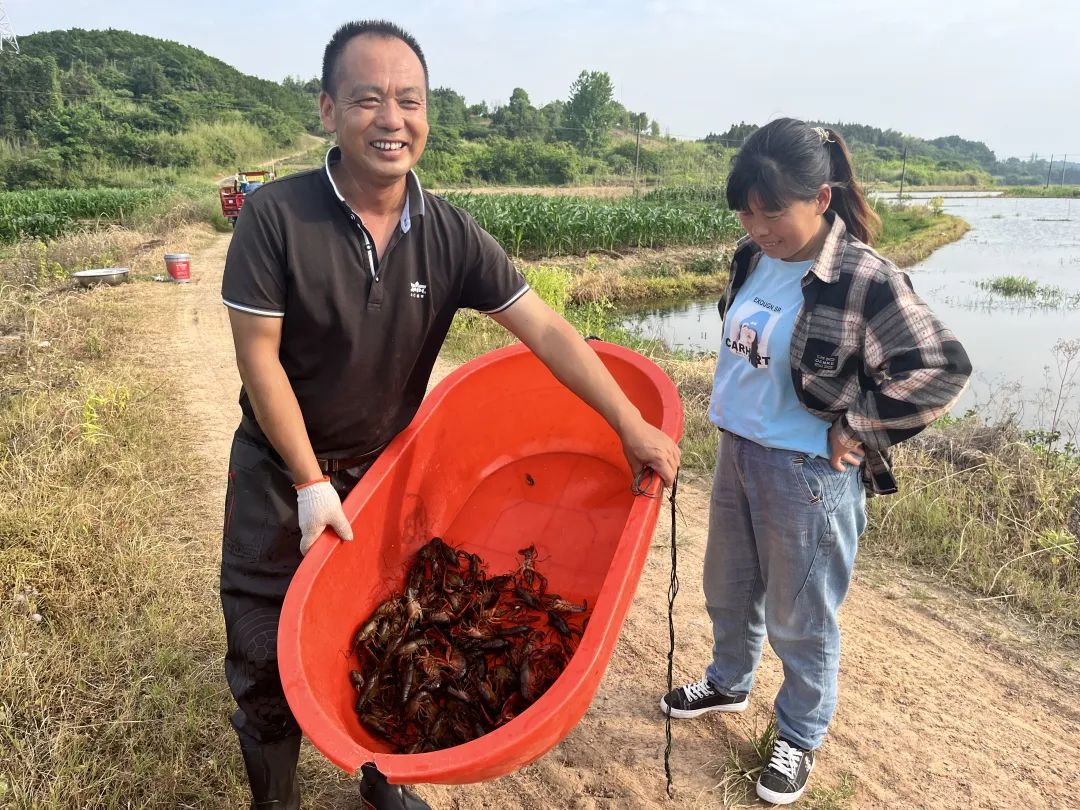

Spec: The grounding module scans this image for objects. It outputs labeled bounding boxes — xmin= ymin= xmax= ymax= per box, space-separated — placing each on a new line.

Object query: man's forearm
xmin=491 ymin=292 xmax=680 ymax=485
xmin=238 ymin=356 xmax=323 ymax=483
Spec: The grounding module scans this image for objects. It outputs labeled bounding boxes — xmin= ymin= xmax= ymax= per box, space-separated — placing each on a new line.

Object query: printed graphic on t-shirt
xmin=725 ymin=297 xmax=781 ymax=369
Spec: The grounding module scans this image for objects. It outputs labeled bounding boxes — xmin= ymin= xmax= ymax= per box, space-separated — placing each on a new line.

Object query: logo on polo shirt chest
xmin=410 ymin=281 xmax=427 ymax=299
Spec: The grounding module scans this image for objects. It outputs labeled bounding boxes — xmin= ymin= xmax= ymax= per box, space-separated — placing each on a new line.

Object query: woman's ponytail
xmin=823 ymin=128 xmax=881 ymax=245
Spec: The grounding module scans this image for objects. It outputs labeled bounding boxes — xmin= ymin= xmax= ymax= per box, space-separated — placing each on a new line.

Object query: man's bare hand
xmin=619 ymin=418 xmax=680 ymax=487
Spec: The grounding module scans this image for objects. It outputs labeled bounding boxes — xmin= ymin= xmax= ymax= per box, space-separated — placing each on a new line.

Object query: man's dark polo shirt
xmin=221 ymin=148 xmax=528 ymax=460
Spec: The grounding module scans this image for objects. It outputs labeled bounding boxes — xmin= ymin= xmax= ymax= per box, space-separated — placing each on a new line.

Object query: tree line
xmin=707 ymin=122 xmax=1077 ymax=186
xmin=1 ymin=28 xmax=1070 ymax=191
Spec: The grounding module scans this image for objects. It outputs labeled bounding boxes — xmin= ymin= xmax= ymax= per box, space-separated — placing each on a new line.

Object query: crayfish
xmin=348 ymin=538 xmax=591 ymax=753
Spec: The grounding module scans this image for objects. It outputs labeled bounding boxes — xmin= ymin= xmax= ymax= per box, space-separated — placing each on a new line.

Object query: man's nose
xmin=376 ymin=101 xmax=403 ymax=131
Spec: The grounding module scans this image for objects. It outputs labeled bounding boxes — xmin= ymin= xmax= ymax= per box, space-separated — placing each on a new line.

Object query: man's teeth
xmin=372 ymin=141 xmax=405 ymax=151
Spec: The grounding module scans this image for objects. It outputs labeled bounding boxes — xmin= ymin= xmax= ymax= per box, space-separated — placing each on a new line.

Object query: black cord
xmin=631 ymin=466 xmax=659 ymax=497
xmin=663 ymin=470 xmax=680 ymax=799
xmin=630 ymin=465 xmax=680 ymax=798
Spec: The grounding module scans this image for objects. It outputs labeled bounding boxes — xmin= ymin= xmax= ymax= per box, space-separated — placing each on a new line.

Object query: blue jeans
xmin=703 ymin=431 xmax=866 ymax=750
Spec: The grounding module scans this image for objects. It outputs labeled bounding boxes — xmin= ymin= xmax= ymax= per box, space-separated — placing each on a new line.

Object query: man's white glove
xmin=296 ymin=478 xmax=354 ymax=555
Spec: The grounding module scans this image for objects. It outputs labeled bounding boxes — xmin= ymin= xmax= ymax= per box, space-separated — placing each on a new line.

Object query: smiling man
xmin=219 ymin=20 xmax=679 ymax=810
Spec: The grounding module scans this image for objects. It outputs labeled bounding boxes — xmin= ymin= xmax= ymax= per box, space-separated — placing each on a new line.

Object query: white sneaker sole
xmin=756 ymin=781 xmax=806 ymax=805
xmin=658 ymin=694 xmax=749 ymax=719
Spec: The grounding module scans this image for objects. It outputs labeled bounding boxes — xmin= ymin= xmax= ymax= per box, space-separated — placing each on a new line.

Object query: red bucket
xmin=164 ymin=253 xmax=191 ymax=283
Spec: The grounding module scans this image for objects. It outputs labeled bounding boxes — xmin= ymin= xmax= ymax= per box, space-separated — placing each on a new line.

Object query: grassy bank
xmin=876 ymin=206 xmax=970 ymax=268
xmin=1001 ymin=186 xmax=1080 ymax=198
xmin=866 ymin=185 xmax=1080 ymax=199
xmin=0 ymin=236 xmax=250 ymax=805
xmin=865 ymin=418 xmax=1079 ymax=632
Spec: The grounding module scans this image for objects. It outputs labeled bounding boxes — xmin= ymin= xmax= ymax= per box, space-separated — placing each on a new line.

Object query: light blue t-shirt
xmin=709 ymin=254 xmax=831 ymax=458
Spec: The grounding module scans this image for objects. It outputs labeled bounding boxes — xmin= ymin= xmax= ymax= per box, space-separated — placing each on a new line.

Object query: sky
xmin=7 ymin=0 xmax=1080 ymax=160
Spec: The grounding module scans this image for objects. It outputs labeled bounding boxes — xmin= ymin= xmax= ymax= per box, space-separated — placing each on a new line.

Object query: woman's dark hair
xmin=322 ymin=20 xmax=429 ymax=97
xmin=725 ymin=118 xmax=881 ymax=245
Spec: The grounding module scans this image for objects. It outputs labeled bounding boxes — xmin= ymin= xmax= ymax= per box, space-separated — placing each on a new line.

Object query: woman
xmin=659 ymin=119 xmax=971 ymax=805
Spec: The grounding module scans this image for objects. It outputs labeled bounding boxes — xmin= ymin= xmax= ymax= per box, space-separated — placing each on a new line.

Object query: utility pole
xmin=632 ymin=113 xmax=643 ymax=197
xmin=1046 ymin=155 xmax=1054 ymax=189
xmin=898 ymin=146 xmax=908 ymax=202
xmin=1061 ymin=154 xmax=1068 ymax=186
xmin=0 ymin=0 xmax=20 ymax=53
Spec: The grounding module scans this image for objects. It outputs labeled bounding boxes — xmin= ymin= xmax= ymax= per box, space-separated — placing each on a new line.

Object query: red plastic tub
xmin=279 ymin=340 xmax=683 ymax=784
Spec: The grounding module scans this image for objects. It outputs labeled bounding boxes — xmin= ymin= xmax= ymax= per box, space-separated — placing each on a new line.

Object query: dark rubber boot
xmin=359 ymin=763 xmax=432 ymax=809
xmin=239 ymin=734 xmax=301 ymax=809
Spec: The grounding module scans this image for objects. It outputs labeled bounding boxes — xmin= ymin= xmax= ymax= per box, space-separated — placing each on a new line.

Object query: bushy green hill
xmin=0 ymin=29 xmax=319 ymax=189
xmin=705 ymin=121 xmax=1075 ymax=187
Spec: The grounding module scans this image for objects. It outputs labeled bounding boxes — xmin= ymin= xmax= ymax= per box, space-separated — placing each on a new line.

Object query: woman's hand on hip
xmin=827 ymin=422 xmax=864 ymax=472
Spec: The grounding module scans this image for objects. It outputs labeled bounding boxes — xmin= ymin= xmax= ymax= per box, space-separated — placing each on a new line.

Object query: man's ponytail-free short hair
xmin=321 ymin=20 xmax=429 ymax=97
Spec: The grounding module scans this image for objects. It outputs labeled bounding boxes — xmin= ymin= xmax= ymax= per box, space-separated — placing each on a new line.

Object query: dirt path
xmin=166 ymin=232 xmax=1079 ymax=809
xmin=214 ymin=133 xmax=327 ymax=185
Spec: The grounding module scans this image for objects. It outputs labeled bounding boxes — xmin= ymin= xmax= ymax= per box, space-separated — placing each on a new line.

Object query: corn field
xmin=643 ymin=185 xmax=729 ymax=205
xmin=445 ymin=193 xmax=740 ymax=256
xmin=0 ymin=188 xmax=158 ymax=244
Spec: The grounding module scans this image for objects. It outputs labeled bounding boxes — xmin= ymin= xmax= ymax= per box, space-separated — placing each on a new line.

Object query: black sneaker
xmin=756 ymin=737 xmax=815 ymax=805
xmin=658 ymin=678 xmax=749 ymax=718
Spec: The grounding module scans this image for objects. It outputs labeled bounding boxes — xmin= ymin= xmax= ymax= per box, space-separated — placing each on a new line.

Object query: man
xmin=220 ymin=20 xmax=680 ymax=810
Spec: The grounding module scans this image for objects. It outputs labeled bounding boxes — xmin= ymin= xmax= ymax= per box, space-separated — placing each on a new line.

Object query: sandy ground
xmin=163 ymin=232 xmax=1078 ymax=809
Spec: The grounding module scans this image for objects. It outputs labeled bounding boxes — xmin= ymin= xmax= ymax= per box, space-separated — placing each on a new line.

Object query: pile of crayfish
xmin=350 ymin=537 xmax=590 ymax=753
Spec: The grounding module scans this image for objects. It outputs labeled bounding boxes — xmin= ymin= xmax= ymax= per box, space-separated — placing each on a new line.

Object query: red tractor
xmin=220 ymin=170 xmax=275 ymax=227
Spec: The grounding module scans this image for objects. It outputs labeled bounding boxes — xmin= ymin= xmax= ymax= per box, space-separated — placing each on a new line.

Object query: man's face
xmin=319 ymin=35 xmax=429 ymax=185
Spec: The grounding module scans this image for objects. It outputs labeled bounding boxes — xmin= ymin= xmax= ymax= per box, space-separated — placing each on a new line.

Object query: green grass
xmin=0 ymin=273 xmax=250 ymax=806
xmin=1001 ymin=186 xmax=1080 ymax=198
xmin=979 ymin=275 xmax=1040 ymax=297
xmin=875 ymin=203 xmax=970 ymax=268
xmin=864 ymin=416 xmax=1080 ymax=635
xmin=976 ymin=276 xmax=1080 ymax=308
xmin=710 ymin=717 xmax=857 ymax=808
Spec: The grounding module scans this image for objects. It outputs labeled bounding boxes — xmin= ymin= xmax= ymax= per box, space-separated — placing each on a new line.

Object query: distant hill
xmin=704 ymin=121 xmax=1074 ymax=186
xmin=706 ymin=121 xmax=996 ymax=166
xmin=0 ymin=29 xmax=319 ymax=188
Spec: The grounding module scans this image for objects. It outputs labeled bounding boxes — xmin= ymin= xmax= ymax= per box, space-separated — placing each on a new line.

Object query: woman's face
xmin=738 ymin=186 xmax=831 ymax=262
xmin=738 ymin=323 xmax=757 ymax=345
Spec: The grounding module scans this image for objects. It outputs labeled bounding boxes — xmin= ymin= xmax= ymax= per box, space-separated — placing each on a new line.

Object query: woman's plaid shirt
xmin=720 ymin=214 xmax=972 ymax=495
